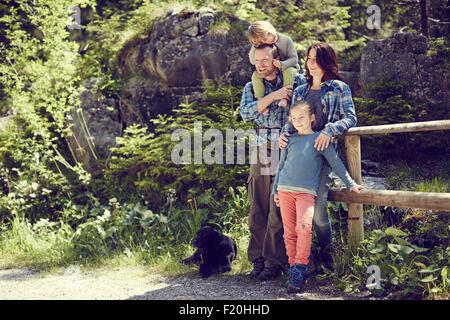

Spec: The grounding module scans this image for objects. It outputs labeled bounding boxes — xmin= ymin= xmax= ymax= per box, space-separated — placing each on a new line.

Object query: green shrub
xmin=105 ymin=83 xmax=253 ymax=207
xmin=0 ymin=0 xmax=96 ymax=222
xmin=334 ymin=227 xmax=449 ymax=299
xmin=355 ymin=83 xmax=450 ymax=161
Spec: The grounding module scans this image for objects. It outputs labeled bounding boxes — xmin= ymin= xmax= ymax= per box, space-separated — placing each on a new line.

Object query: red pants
xmin=278 ymin=190 xmax=316 ymax=266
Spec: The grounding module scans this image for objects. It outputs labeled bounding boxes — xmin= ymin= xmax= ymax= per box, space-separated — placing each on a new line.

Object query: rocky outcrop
xmin=67 ymin=83 xmax=123 ymax=169
xmin=115 ymin=9 xmax=252 ymax=126
xmin=339 ymin=71 xmax=361 ymax=97
xmin=360 ymin=32 xmax=449 ymax=104
xmin=71 ymin=9 xmax=253 ymax=167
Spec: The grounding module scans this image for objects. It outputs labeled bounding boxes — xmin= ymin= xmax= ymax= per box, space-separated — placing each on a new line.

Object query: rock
xmin=339 ymin=71 xmax=361 ymax=96
xmin=361 ymin=159 xmax=380 ymax=171
xmin=182 ymin=25 xmax=199 ymax=37
xmin=411 ymin=35 xmax=428 ymax=54
xmin=199 ymin=12 xmax=215 ymax=35
xmin=67 ymin=89 xmax=123 ymax=169
xmin=115 ymin=10 xmax=253 ymax=127
xmin=360 ymin=32 xmax=449 ymax=105
xmin=363 ymin=176 xmax=389 ymax=190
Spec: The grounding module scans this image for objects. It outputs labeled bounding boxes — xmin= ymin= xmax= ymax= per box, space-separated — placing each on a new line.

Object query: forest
xmin=0 ymin=0 xmax=449 ymax=300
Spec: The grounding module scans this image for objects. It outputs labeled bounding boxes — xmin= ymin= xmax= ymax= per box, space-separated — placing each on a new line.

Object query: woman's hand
xmin=279 ymin=132 xmax=290 ymax=149
xmin=350 ymin=185 xmax=364 ymax=193
xmin=274 ymin=193 xmax=280 ymax=207
xmin=314 ymin=133 xmax=331 ymax=151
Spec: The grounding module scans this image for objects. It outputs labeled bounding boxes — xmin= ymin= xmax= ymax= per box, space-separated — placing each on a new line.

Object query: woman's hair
xmin=289 ymin=101 xmax=315 ymax=127
xmin=247 ymin=21 xmax=277 ymax=46
xmin=305 ymin=42 xmax=342 ymax=84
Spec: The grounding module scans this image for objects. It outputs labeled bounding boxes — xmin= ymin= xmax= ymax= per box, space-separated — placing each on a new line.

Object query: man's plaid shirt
xmin=239 ymin=72 xmax=307 ymax=145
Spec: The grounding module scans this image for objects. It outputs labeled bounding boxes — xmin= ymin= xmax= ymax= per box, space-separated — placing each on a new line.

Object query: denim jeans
xmin=313 ymin=161 xmax=333 ymax=249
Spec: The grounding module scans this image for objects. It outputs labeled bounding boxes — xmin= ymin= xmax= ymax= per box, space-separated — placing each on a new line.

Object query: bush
xmin=334 ymin=227 xmax=449 ymax=299
xmin=105 ymin=83 xmax=253 ymax=208
xmin=355 ymin=81 xmax=450 ymax=161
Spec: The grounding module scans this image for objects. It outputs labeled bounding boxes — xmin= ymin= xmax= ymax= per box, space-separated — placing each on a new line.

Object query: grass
xmin=380 ymin=157 xmax=450 ymax=191
xmin=0 ymin=157 xmax=448 ymax=300
xmin=0 ymin=211 xmax=252 ymax=277
xmin=415 ymin=177 xmax=449 ymax=193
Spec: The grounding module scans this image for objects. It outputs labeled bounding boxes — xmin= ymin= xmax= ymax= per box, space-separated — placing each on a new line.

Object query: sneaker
xmin=258 ymin=264 xmax=283 ymax=281
xmin=287 ymin=264 xmax=308 ymax=294
xmin=249 ymin=257 xmax=265 ymax=279
xmin=286 ymin=260 xmax=315 ymax=286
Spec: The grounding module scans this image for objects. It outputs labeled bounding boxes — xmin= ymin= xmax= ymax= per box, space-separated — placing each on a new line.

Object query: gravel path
xmin=0 ymin=267 xmax=363 ymax=300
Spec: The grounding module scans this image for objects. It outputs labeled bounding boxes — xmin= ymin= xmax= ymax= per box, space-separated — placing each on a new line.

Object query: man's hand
xmin=273 ymin=59 xmax=282 ymax=70
xmin=279 ymin=132 xmax=290 ymax=149
xmin=350 ymin=185 xmax=364 ymax=193
xmin=314 ymin=132 xmax=331 ymax=151
xmin=274 ymin=193 xmax=280 ymax=207
xmin=271 ymin=85 xmax=292 ymax=101
xmin=256 ymin=86 xmax=292 ymax=114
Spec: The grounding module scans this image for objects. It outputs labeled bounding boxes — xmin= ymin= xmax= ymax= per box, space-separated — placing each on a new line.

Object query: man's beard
xmin=256 ymin=67 xmax=276 ymax=79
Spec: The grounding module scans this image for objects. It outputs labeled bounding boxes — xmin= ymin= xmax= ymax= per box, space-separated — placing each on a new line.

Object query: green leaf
xmin=387 ymin=243 xmax=400 ymax=253
xmin=369 ymin=246 xmax=384 ymax=254
xmin=397 ymin=245 xmax=414 ymax=258
xmin=414 ymin=262 xmax=427 ymax=269
xmin=389 ymin=264 xmax=400 ymax=276
xmin=411 ymin=245 xmax=429 ymax=253
xmin=394 ymin=237 xmax=411 ymax=246
xmin=141 ymin=210 xmax=154 ymax=220
xmin=441 ymin=266 xmax=448 ymax=279
xmin=385 ymin=227 xmax=408 ymax=237
xmin=158 ymin=215 xmax=168 ymax=224
xmin=391 ymin=276 xmax=399 ymax=285
xmin=420 ymin=274 xmax=437 ymax=283
xmin=419 ymin=267 xmax=440 ymax=274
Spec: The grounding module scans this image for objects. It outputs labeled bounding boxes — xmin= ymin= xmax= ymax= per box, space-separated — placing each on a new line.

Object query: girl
xmin=279 ymin=43 xmax=357 ymax=270
xmin=273 ymin=101 xmax=362 ymax=293
xmin=247 ymin=21 xmax=299 ymax=108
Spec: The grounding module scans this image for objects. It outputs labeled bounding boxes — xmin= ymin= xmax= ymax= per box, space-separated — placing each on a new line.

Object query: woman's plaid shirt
xmin=289 ymin=80 xmax=357 ymax=138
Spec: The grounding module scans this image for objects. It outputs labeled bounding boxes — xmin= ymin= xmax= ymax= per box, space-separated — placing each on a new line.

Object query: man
xmin=239 ymin=44 xmax=306 ymax=280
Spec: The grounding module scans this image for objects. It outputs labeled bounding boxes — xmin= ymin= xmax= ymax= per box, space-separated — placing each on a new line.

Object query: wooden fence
xmin=328 ymin=120 xmax=450 ymax=251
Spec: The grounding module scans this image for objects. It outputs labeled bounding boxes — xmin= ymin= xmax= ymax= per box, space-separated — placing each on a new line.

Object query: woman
xmin=279 ymin=42 xmax=357 ymax=270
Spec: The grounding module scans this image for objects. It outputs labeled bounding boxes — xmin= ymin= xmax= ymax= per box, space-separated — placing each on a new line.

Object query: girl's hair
xmin=305 ymin=42 xmax=343 ymax=84
xmin=289 ymin=101 xmax=315 ymax=127
xmin=247 ymin=21 xmax=277 ymax=46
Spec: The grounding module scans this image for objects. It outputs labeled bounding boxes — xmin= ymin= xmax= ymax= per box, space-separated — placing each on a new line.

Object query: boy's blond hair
xmin=247 ymin=21 xmax=277 ymax=46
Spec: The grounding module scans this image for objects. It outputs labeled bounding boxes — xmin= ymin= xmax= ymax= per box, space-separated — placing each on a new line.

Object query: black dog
xmin=181 ymin=226 xmax=238 ymax=278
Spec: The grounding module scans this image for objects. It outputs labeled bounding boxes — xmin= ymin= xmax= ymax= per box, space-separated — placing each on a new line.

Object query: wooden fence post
xmin=344 ymin=135 xmax=364 ymax=251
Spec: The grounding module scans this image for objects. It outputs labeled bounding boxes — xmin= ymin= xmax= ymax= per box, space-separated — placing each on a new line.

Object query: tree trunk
xmin=420 ymin=0 xmax=429 ymax=37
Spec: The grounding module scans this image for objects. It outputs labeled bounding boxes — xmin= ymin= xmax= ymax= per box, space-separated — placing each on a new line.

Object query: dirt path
xmin=0 ymin=266 xmax=365 ymax=300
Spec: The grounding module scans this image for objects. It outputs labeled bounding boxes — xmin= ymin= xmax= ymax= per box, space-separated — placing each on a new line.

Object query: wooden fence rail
xmin=328 ymin=119 xmax=450 ymax=251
